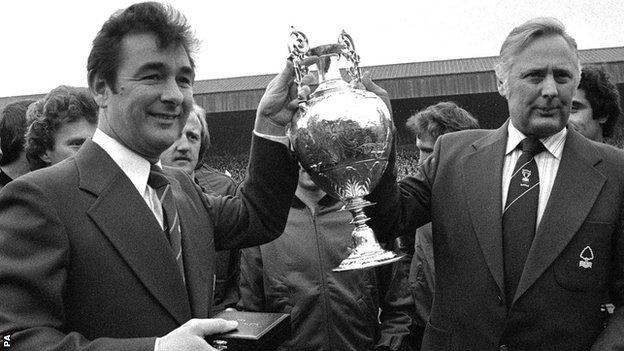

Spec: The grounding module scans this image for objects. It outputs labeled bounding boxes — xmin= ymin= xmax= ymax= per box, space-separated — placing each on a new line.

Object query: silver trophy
xmin=288 ymin=28 xmax=403 ymax=271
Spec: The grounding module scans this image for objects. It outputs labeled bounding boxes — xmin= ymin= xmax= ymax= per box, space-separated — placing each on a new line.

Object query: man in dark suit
xmin=365 ymin=17 xmax=624 ymax=350
xmin=0 ymin=3 xmax=301 ymax=351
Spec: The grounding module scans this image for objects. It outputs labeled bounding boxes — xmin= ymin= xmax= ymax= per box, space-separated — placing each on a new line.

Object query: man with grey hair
xmin=364 ymin=17 xmax=624 ymax=350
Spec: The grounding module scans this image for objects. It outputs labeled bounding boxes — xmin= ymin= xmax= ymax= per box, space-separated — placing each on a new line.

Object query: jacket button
xmin=497 ymin=295 xmax=504 ymax=306
xmin=499 ymin=345 xmax=509 ymax=351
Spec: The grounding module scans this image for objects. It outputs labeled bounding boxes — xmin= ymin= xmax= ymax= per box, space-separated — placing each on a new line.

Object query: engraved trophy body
xmin=288 ymin=29 xmax=402 ymax=271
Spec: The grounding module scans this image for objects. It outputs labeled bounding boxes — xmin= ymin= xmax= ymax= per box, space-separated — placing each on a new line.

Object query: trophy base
xmin=333 ymin=250 xmax=404 ymax=272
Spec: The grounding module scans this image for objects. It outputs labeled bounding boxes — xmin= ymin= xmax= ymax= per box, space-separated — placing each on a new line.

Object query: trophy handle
xmin=288 ymin=26 xmax=310 ymax=86
xmin=338 ymin=30 xmax=362 ymax=83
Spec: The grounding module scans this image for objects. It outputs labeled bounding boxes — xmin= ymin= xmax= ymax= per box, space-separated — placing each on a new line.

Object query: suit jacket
xmin=193 ymin=165 xmax=241 ymax=313
xmin=408 ymin=224 xmax=435 ymax=330
xmin=0 ymin=136 xmax=298 ymax=351
xmin=366 ymin=122 xmax=624 ymax=350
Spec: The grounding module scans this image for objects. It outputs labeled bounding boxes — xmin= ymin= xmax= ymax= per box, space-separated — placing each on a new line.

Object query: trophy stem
xmin=333 ymin=198 xmax=403 ymax=272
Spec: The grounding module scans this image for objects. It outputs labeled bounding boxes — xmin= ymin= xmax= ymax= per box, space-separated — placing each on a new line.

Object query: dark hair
xmin=25 ymin=86 xmax=98 ymax=170
xmin=578 ymin=66 xmax=622 ymax=138
xmin=87 ymin=2 xmax=199 ymax=92
xmin=192 ymin=104 xmax=211 ymax=170
xmin=0 ymin=100 xmax=35 ymax=166
xmin=406 ymin=101 xmax=480 ymax=140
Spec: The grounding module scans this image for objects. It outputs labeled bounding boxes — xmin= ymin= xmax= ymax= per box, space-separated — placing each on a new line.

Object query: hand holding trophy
xmin=287 ymin=28 xmax=403 ymax=271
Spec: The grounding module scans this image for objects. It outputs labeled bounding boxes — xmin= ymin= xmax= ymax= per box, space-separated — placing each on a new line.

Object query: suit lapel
xmin=170 ymin=177 xmax=213 ymax=318
xmin=514 ymin=130 xmax=605 ymax=303
xmin=77 ymin=141 xmax=192 ymax=324
xmin=461 ymin=123 xmax=508 ymax=296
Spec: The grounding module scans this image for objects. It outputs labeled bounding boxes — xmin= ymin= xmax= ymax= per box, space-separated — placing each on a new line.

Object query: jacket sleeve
xmin=590 ymin=207 xmax=624 ymax=350
xmin=375 ymin=240 xmax=418 ymax=351
xmin=209 ymin=135 xmax=299 ymax=251
xmin=237 ymin=246 xmax=266 ymax=312
xmin=0 ymin=179 xmax=155 ymax=351
xmin=365 ymin=140 xmax=434 ymax=243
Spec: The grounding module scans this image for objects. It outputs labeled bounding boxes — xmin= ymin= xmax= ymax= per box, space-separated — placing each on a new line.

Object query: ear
xmin=88 ymin=69 xmax=109 ymax=109
xmin=39 ymin=151 xmax=52 ymax=165
xmin=597 ymin=116 xmax=608 ymax=125
xmin=496 ymin=78 xmax=507 ymax=97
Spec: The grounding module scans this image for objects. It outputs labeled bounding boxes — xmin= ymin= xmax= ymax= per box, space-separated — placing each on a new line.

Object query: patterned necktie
xmin=502 ymin=137 xmax=545 ymax=305
xmin=147 ymin=164 xmax=185 ymax=280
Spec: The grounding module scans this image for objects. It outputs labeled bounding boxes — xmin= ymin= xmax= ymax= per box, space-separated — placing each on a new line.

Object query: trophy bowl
xmin=288 ymin=29 xmax=403 ymax=271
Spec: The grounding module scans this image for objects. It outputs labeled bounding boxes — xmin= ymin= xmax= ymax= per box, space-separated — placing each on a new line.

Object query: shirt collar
xmin=506 ymin=121 xmax=567 ymax=160
xmin=92 ymin=128 xmax=161 ymax=195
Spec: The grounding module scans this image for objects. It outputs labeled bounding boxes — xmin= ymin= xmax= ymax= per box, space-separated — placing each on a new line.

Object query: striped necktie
xmin=148 ymin=164 xmax=185 ymax=280
xmin=502 ymin=137 xmax=545 ymax=305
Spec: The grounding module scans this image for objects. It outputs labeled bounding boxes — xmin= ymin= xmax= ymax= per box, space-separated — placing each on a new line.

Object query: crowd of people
xmin=204 ymin=149 xmax=425 ymax=184
xmin=0 ymin=2 xmax=623 ymax=351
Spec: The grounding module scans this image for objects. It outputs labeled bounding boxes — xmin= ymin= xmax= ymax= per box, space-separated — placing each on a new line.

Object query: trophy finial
xmin=288 ymin=27 xmax=310 ymax=85
xmin=338 ymin=30 xmax=361 ymax=82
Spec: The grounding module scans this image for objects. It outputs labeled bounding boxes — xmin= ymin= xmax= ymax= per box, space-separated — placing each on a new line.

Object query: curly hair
xmin=25 ymin=86 xmax=98 ymax=170
xmin=578 ymin=66 xmax=622 ymax=138
xmin=0 ymin=99 xmax=35 ymax=166
xmin=87 ymin=2 xmax=199 ymax=93
xmin=406 ymin=101 xmax=480 ymax=140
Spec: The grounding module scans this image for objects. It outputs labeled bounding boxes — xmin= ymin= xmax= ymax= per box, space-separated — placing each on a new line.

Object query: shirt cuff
xmin=253 ymin=130 xmax=290 ymax=147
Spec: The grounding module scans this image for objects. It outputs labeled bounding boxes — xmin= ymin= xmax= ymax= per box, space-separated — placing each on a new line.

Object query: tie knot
xmin=520 ymin=137 xmax=545 ymax=156
xmin=148 ymin=164 xmax=169 ymax=189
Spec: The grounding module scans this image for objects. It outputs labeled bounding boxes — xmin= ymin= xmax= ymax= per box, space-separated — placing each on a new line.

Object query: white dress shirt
xmin=92 ymin=129 xmax=165 ymax=230
xmin=502 ymin=123 xmax=567 ymax=228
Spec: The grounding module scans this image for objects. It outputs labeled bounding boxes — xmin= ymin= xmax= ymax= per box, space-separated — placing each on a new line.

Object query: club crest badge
xmin=579 ymin=246 xmax=594 ymax=269
xmin=520 ymin=169 xmax=531 ymax=187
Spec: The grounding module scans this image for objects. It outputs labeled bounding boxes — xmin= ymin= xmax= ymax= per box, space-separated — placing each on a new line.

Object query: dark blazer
xmin=367 ymin=122 xmax=624 ymax=350
xmin=0 ymin=136 xmax=298 ymax=351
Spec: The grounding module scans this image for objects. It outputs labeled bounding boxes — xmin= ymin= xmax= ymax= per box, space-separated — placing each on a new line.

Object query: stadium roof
xmin=193 ymin=46 xmax=624 ymax=94
xmin=2 ymin=46 xmax=623 ymax=112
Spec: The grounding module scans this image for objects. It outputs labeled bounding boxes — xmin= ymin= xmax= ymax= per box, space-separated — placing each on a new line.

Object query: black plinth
xmin=207 ymin=310 xmax=290 ymax=350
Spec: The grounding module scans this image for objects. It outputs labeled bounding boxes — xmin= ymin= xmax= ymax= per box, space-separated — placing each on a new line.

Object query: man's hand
xmin=355 ymin=71 xmax=392 ymax=114
xmin=254 ymin=59 xmax=315 ymax=136
xmin=156 ymin=318 xmax=238 ymax=351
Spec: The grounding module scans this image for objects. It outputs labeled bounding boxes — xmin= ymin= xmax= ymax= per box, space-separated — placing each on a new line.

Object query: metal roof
xmin=2 ymin=46 xmax=623 ymax=111
xmin=192 ymin=46 xmax=624 ymax=94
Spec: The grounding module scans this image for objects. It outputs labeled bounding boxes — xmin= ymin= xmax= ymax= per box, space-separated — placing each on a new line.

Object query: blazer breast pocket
xmin=553 ymin=221 xmax=614 ymax=292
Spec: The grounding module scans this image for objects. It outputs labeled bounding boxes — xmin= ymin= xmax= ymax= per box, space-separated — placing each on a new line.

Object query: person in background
xmin=400 ymin=101 xmax=479 ymax=348
xmin=0 ymin=100 xmax=35 ymax=188
xmin=239 ymin=166 xmax=412 ymax=351
xmin=24 ymin=85 xmax=98 ymax=171
xmin=568 ymin=65 xmax=621 ymax=143
xmin=160 ymin=103 xmax=240 ymax=312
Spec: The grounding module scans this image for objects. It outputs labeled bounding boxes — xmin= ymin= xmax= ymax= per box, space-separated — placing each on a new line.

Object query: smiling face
xmin=505 ymin=34 xmax=580 ymax=138
xmin=160 ymin=111 xmax=202 ymax=174
xmin=96 ymin=32 xmax=194 ymax=162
